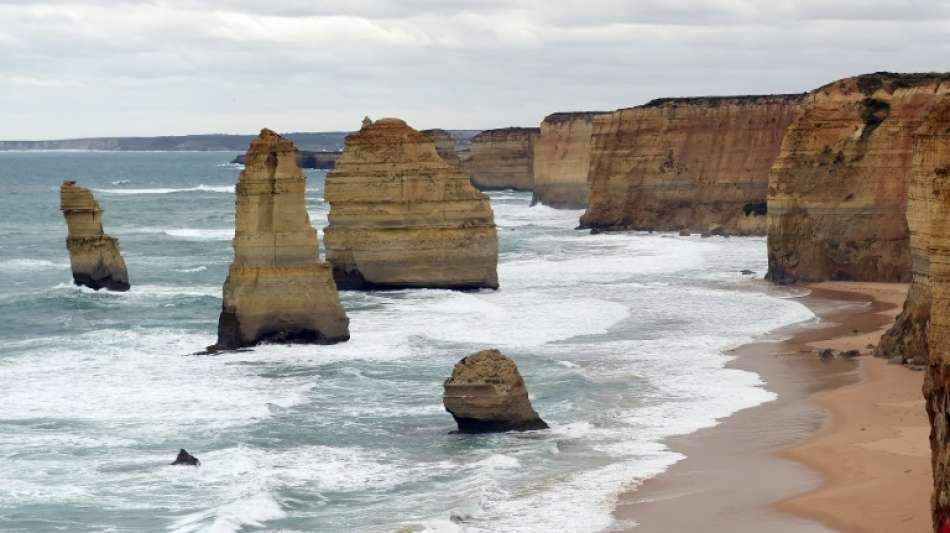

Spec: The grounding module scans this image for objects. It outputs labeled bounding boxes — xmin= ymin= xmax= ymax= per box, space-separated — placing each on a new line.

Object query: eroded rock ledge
xmin=324 ymin=118 xmax=499 ymax=290
xmin=214 ymin=129 xmax=350 ymax=350
xmin=60 ymin=181 xmax=130 ymax=291
xmin=467 ymin=127 xmax=540 ymax=191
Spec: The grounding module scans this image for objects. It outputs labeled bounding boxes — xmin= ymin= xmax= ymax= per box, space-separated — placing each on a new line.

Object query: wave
xmin=111 ymin=179 xmax=131 ymax=185
xmin=0 ymin=258 xmax=68 ymax=272
xmin=94 ymin=184 xmax=233 ymax=195
xmin=163 ymin=228 xmax=233 ymax=241
xmin=174 ymin=265 xmax=208 ymax=273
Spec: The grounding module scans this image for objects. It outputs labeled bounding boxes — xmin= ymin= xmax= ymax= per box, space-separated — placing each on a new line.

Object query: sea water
xmin=0 ymin=152 xmax=814 ymax=532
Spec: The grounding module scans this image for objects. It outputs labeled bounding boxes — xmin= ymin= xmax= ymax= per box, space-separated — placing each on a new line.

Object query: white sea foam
xmin=164 ymin=228 xmax=234 ymax=241
xmin=94 ymin=184 xmax=233 ymax=195
xmin=0 ymin=258 xmax=68 ymax=271
xmin=175 ymin=265 xmax=208 ymax=273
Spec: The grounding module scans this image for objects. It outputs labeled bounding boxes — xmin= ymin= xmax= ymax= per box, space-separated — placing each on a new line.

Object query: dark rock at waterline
xmin=740 ymin=269 xmax=755 ymax=275
xmin=171 ymin=449 xmax=200 ymax=466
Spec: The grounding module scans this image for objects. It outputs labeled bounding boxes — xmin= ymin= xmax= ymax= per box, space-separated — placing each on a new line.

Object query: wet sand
xmin=612 ymin=282 xmax=926 ymax=533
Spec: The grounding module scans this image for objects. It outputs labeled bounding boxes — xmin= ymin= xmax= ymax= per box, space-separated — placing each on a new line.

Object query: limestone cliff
xmin=443 ymin=349 xmax=548 ymax=433
xmin=230 ymin=150 xmax=340 ymax=170
xmin=467 ymin=127 xmax=539 ymax=191
xmin=60 ymin=181 xmax=130 ymax=291
xmin=767 ymin=73 xmax=950 ymax=283
xmin=532 ymin=112 xmax=607 ymax=208
xmin=324 ymin=118 xmax=499 ymax=290
xmin=214 ymin=129 xmax=349 ymax=350
xmin=422 ymin=129 xmax=462 ymax=168
xmin=579 ymin=95 xmax=804 ymax=234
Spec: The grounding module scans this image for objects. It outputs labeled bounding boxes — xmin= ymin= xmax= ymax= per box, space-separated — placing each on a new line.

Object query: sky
xmin=0 ymin=0 xmax=948 ymax=139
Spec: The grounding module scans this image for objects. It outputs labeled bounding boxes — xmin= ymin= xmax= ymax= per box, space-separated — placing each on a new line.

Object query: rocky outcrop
xmin=579 ymin=95 xmax=804 ymax=234
xmin=230 ymin=150 xmax=340 ymax=169
xmin=531 ymin=112 xmax=607 ymax=208
xmin=214 ymin=129 xmax=349 ymax=350
xmin=442 ymin=349 xmax=548 ymax=433
xmin=60 ymin=181 xmax=130 ymax=291
xmin=422 ymin=129 xmax=462 ymax=168
xmin=767 ymin=73 xmax=950 ymax=283
xmin=171 ymin=449 xmax=200 ymax=466
xmin=323 ymin=118 xmax=499 ymax=290
xmin=467 ymin=127 xmax=539 ymax=191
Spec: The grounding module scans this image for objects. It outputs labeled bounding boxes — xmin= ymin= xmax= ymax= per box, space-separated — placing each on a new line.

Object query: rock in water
xmin=467 ymin=127 xmax=539 ymax=191
xmin=171 ymin=449 xmax=200 ymax=466
xmin=59 ymin=181 xmax=130 ymax=291
xmin=532 ymin=111 xmax=608 ymax=209
xmin=324 ymin=118 xmax=499 ymax=290
xmin=442 ymin=349 xmax=548 ymax=433
xmin=214 ymin=129 xmax=350 ymax=350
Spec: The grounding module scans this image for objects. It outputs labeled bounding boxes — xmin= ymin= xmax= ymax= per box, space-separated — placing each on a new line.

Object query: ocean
xmin=0 ymin=151 xmax=814 ymax=532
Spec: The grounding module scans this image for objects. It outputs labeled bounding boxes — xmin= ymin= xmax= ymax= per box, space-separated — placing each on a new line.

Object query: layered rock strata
xmin=214 ymin=129 xmax=349 ymax=350
xmin=532 ymin=112 xmax=607 ymax=208
xmin=767 ymin=73 xmax=950 ymax=283
xmin=422 ymin=129 xmax=462 ymax=168
xmin=324 ymin=118 xmax=499 ymax=290
xmin=467 ymin=127 xmax=539 ymax=191
xmin=579 ymin=95 xmax=804 ymax=234
xmin=60 ymin=181 xmax=130 ymax=291
xmin=442 ymin=349 xmax=548 ymax=433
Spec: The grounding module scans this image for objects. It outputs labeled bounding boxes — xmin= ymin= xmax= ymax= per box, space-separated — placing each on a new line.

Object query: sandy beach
xmin=614 ymin=281 xmax=930 ymax=533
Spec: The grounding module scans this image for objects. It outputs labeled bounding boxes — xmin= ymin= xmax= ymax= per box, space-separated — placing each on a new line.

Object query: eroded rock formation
xmin=230 ymin=150 xmax=340 ymax=170
xmin=532 ymin=112 xmax=607 ymax=208
xmin=767 ymin=73 xmax=950 ymax=283
xmin=60 ymin=181 xmax=130 ymax=291
xmin=324 ymin=118 xmax=498 ymax=290
xmin=214 ymin=129 xmax=349 ymax=350
xmin=442 ymin=349 xmax=548 ymax=433
xmin=422 ymin=129 xmax=462 ymax=168
xmin=467 ymin=127 xmax=539 ymax=191
xmin=580 ymin=95 xmax=804 ymax=234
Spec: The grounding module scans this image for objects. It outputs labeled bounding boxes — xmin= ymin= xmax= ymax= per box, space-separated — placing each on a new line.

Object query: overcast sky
xmin=1 ymin=0 xmax=947 ymax=139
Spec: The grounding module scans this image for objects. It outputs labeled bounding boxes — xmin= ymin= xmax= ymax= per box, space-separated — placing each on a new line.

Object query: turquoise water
xmin=0 ymin=152 xmax=813 ymax=532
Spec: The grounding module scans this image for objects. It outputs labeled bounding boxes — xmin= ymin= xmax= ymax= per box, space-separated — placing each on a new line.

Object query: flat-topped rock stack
xmin=579 ymin=94 xmax=805 ymax=235
xmin=443 ymin=349 xmax=548 ymax=433
xmin=60 ymin=181 xmax=130 ymax=291
xmin=467 ymin=127 xmax=539 ymax=191
xmin=532 ymin=111 xmax=608 ymax=209
xmin=214 ymin=129 xmax=349 ymax=350
xmin=323 ymin=117 xmax=499 ymax=290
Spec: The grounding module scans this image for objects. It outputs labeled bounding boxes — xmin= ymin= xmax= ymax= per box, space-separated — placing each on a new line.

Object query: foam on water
xmin=164 ymin=228 xmax=234 ymax=241
xmin=94 ymin=184 xmax=234 ymax=195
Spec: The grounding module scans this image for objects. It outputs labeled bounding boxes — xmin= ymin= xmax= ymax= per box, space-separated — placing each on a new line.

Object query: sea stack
xmin=214 ymin=129 xmax=349 ymax=350
xmin=324 ymin=117 xmax=499 ymax=290
xmin=532 ymin=112 xmax=608 ymax=209
xmin=60 ymin=181 xmax=130 ymax=291
xmin=443 ymin=349 xmax=548 ymax=433
xmin=767 ymin=73 xmax=950 ymax=284
xmin=421 ymin=129 xmax=462 ymax=168
xmin=467 ymin=127 xmax=540 ymax=191
xmin=579 ymin=95 xmax=804 ymax=235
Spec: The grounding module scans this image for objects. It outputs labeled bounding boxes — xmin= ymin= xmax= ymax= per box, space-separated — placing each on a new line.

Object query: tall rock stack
xmin=324 ymin=118 xmax=499 ymax=290
xmin=60 ymin=181 xmax=130 ymax=291
xmin=421 ymin=129 xmax=462 ymax=168
xmin=767 ymin=73 xmax=950 ymax=284
xmin=214 ymin=129 xmax=350 ymax=350
xmin=467 ymin=127 xmax=540 ymax=191
xmin=532 ymin=112 xmax=607 ymax=209
xmin=579 ymin=95 xmax=804 ymax=235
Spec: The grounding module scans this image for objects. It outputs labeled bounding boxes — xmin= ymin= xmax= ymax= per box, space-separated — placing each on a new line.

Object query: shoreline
xmin=612 ymin=281 xmax=926 ymax=532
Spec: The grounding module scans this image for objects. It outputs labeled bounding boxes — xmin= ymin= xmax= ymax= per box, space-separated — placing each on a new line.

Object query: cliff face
xmin=215 ymin=129 xmax=349 ymax=350
xmin=580 ymin=95 xmax=804 ymax=234
xmin=924 ymin=97 xmax=950 ymax=533
xmin=767 ymin=73 xmax=950 ymax=283
xmin=230 ymin=150 xmax=340 ymax=169
xmin=60 ymin=181 xmax=130 ymax=291
xmin=422 ymin=129 xmax=462 ymax=168
xmin=324 ymin=118 xmax=499 ymax=290
xmin=532 ymin=112 xmax=607 ymax=208
xmin=467 ymin=127 xmax=539 ymax=191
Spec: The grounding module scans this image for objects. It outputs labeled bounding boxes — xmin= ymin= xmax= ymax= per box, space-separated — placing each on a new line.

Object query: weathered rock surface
xmin=443 ymin=349 xmax=548 ymax=433
xmin=421 ymin=129 xmax=462 ymax=168
xmin=230 ymin=150 xmax=340 ymax=170
xmin=767 ymin=73 xmax=950 ymax=283
xmin=214 ymin=129 xmax=350 ymax=350
xmin=60 ymin=181 xmax=130 ymax=291
xmin=171 ymin=449 xmax=200 ymax=466
xmin=532 ymin=112 xmax=607 ymax=208
xmin=324 ymin=118 xmax=499 ymax=290
xmin=467 ymin=127 xmax=539 ymax=191
xmin=580 ymin=95 xmax=804 ymax=234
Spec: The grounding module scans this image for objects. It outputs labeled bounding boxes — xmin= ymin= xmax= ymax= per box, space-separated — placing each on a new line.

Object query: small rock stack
xmin=60 ymin=181 xmax=130 ymax=291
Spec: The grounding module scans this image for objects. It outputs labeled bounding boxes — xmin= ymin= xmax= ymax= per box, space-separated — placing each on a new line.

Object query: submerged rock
xmin=213 ymin=129 xmax=350 ymax=350
xmin=59 ymin=181 xmax=130 ymax=291
xmin=171 ymin=448 xmax=200 ymax=466
xmin=443 ymin=349 xmax=548 ymax=433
